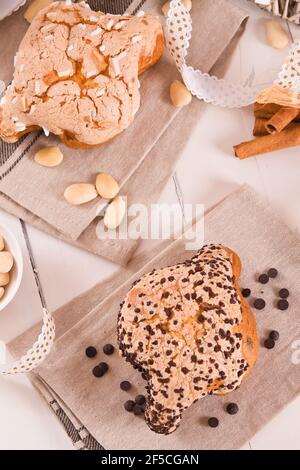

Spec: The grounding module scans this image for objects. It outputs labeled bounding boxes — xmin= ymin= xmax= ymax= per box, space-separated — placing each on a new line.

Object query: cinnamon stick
xmin=265 ymin=106 xmax=299 ymax=134
xmin=254 ymin=101 xmax=300 ymax=121
xmin=254 ymin=102 xmax=281 ymax=119
xmin=253 ymin=117 xmax=269 ymax=137
xmin=234 ymin=123 xmax=300 ymax=159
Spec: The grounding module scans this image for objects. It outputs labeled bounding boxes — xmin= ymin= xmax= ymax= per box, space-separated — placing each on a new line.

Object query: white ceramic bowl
xmin=0 ymin=1 xmax=28 ymax=22
xmin=0 ymin=224 xmax=23 ymax=311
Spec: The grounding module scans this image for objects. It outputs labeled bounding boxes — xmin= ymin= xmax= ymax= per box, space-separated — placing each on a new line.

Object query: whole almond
xmin=0 ymin=287 xmax=4 ymax=301
xmin=0 ymin=272 xmax=9 ymax=287
xmin=265 ymin=20 xmax=289 ymax=49
xmin=104 ymin=196 xmax=126 ymax=230
xmin=24 ymin=0 xmax=54 ymax=23
xmin=0 ymin=251 xmax=14 ymax=273
xmin=34 ymin=146 xmax=64 ymax=167
xmin=0 ymin=235 xmax=4 ymax=251
xmin=64 ymin=184 xmax=98 ymax=205
xmin=96 ymin=173 xmax=120 ymax=200
xmin=170 ymin=80 xmax=192 ymax=107
xmin=162 ymin=0 xmax=192 ymax=16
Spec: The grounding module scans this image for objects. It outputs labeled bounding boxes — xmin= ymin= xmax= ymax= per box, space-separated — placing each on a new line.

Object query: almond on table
xmin=34 ymin=147 xmax=64 ymax=167
xmin=64 ymin=184 xmax=98 ymax=206
xmin=265 ymin=20 xmax=289 ymax=49
xmin=96 ymin=173 xmax=120 ymax=200
xmin=170 ymin=80 xmax=192 ymax=108
xmin=104 ymin=196 xmax=126 ymax=230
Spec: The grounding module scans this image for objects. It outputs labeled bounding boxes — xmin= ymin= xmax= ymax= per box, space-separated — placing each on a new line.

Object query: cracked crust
xmin=0 ymin=1 xmax=164 ymax=148
xmin=118 ymin=244 xmax=258 ymax=435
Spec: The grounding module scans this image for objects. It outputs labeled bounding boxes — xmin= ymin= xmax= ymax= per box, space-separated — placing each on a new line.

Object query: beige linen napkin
xmin=0 ymin=0 xmax=248 ymax=264
xmin=9 ymin=185 xmax=300 ymax=450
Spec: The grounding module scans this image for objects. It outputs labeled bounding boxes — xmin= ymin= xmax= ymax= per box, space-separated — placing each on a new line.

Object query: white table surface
xmin=0 ymin=0 xmax=300 ymax=450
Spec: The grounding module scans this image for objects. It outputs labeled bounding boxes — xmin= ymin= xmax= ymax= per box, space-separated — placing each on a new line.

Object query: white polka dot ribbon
xmin=0 ymin=308 xmax=55 ymax=375
xmin=165 ymin=0 xmax=262 ymax=108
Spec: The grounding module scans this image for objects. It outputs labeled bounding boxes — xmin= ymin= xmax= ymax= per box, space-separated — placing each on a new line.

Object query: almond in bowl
xmin=0 ymin=225 xmax=23 ymax=311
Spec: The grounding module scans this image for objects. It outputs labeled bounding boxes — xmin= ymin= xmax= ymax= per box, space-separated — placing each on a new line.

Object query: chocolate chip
xmin=120 ymin=381 xmax=131 ymax=391
xmin=133 ymin=404 xmax=143 ymax=416
xmin=258 ymin=274 xmax=269 ymax=284
xmin=135 ymin=395 xmax=146 ymax=405
xmin=268 ymin=268 xmax=278 ymax=279
xmin=96 ymin=362 xmax=109 ymax=376
xmin=254 ymin=298 xmax=266 ymax=310
xmin=264 ymin=338 xmax=275 ymax=350
xmin=226 ymin=403 xmax=239 ymax=415
xmin=279 ymin=288 xmax=289 ymax=299
xmin=103 ymin=344 xmax=114 ymax=355
xmin=269 ymin=330 xmax=279 ymax=341
xmin=208 ymin=417 xmax=219 ymax=428
xmin=124 ymin=400 xmax=135 ymax=412
xmin=85 ymin=346 xmax=97 ymax=358
xmin=277 ymin=299 xmax=289 ymax=311
xmin=92 ymin=365 xmax=107 ymax=377
xmin=242 ymin=288 xmax=251 ymax=298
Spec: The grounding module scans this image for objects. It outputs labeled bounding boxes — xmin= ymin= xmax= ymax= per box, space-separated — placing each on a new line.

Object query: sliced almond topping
xmin=132 ymin=35 xmax=142 ymax=44
xmin=106 ymin=19 xmax=115 ymax=30
xmin=90 ymin=27 xmax=102 ymax=37
xmin=15 ymin=122 xmax=26 ymax=132
xmin=95 ymin=88 xmax=105 ymax=97
xmin=42 ymin=127 xmax=50 ymax=137
xmin=96 ymin=173 xmax=120 ymax=199
xmin=22 ymin=96 xmax=28 ymax=112
xmin=34 ymin=146 xmax=64 ymax=167
xmin=58 ymin=70 xmax=73 ymax=78
xmin=64 ymin=184 xmax=98 ymax=205
xmin=29 ymin=105 xmax=36 ymax=116
xmin=104 ymin=196 xmax=126 ymax=230
xmin=115 ymin=21 xmax=126 ymax=30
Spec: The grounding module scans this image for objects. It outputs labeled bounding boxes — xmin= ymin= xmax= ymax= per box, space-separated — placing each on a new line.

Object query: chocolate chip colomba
xmin=0 ymin=1 xmax=164 ymax=148
xmin=118 ymin=244 xmax=258 ymax=435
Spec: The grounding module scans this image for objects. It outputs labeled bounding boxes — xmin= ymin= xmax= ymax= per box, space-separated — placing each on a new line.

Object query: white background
xmin=0 ymin=0 xmax=300 ymax=450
